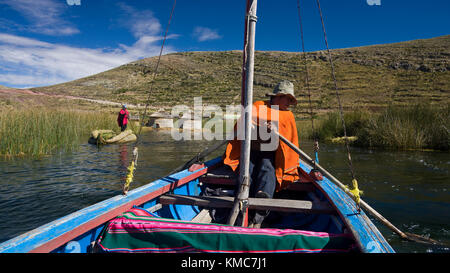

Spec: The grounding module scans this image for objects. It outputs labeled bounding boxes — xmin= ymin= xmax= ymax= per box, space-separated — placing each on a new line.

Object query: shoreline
xmin=1 ymin=102 xmax=449 ymax=158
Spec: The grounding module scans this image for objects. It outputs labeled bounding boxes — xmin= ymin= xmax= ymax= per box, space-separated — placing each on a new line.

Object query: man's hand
xmin=265 ymin=121 xmax=272 ymax=132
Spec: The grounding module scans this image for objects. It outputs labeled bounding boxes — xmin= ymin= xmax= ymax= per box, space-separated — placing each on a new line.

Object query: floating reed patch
xmin=0 ymin=108 xmax=120 ymax=157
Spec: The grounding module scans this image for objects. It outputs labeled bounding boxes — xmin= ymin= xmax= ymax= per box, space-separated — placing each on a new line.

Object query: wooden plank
xmin=204 ymin=173 xmax=236 ymax=179
xmin=190 ymin=209 xmax=212 ymax=223
xmin=147 ymin=203 xmax=162 ymax=213
xmin=160 ymin=194 xmax=336 ymax=214
xmin=200 ymin=176 xmax=315 ymax=192
xmin=199 ymin=176 xmax=235 ymax=186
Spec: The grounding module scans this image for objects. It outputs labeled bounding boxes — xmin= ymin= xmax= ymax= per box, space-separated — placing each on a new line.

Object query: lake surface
xmin=0 ymin=130 xmax=448 ymax=253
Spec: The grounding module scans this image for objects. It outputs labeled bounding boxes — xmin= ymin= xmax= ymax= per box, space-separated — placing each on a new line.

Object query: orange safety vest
xmin=223 ymin=101 xmax=300 ymax=191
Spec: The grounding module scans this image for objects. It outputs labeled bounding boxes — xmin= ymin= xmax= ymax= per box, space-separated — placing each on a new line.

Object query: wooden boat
xmin=0 ymin=155 xmax=394 ymax=253
xmin=0 ymin=0 xmax=398 ymax=253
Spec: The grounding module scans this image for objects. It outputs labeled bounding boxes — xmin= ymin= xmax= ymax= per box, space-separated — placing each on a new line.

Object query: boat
xmin=88 ymin=129 xmax=137 ymax=145
xmin=0 ymin=0 xmax=397 ymax=253
xmin=0 ymin=155 xmax=394 ymax=253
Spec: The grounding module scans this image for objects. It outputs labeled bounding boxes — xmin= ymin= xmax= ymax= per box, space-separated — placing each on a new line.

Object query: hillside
xmin=32 ymin=35 xmax=450 ymax=117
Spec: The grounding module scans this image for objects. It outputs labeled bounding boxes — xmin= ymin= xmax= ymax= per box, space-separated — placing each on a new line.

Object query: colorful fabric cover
xmin=96 ymin=207 xmax=357 ymax=253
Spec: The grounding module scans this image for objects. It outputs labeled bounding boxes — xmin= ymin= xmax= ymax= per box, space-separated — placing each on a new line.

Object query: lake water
xmin=0 ymin=130 xmax=448 ymax=253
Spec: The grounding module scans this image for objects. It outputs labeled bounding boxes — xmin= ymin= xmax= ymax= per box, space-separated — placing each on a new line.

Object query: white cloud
xmin=114 ymin=3 xmax=181 ymax=59
xmin=0 ymin=2 xmax=180 ymax=88
xmin=0 ymin=0 xmax=79 ymax=36
xmin=0 ymin=33 xmax=176 ymax=88
xmin=193 ymin=27 xmax=222 ymax=42
xmin=117 ymin=3 xmax=163 ymax=39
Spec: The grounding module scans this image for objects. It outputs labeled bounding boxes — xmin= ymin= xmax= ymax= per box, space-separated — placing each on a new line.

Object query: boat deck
xmin=151 ymin=163 xmax=348 ymax=235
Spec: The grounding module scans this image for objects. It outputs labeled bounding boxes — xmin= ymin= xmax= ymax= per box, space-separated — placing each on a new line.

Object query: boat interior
xmin=148 ymin=162 xmax=350 ymax=237
xmin=92 ymin=160 xmax=360 ymax=253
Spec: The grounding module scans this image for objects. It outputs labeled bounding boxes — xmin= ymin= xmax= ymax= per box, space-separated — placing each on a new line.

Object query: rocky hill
xmin=33 ymin=35 xmax=450 ymax=117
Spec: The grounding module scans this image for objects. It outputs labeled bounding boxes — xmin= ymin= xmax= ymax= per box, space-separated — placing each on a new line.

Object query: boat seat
xmin=159 ymin=194 xmax=336 ymax=214
xmin=199 ymin=164 xmax=315 ymax=192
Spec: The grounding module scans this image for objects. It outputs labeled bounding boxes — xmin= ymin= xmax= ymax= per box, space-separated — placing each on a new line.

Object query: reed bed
xmin=0 ymin=108 xmax=121 ymax=157
xmin=296 ymin=110 xmax=371 ymax=143
xmin=359 ymin=103 xmax=450 ymax=151
xmin=300 ymin=103 xmax=449 ymax=151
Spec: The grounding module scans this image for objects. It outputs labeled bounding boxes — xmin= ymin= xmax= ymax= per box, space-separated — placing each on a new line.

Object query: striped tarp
xmin=96 ymin=207 xmax=357 ymax=253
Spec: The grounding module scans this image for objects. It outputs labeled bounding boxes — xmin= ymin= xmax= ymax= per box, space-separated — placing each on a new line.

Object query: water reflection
xmin=119 ymin=145 xmax=128 ymax=171
xmin=0 ymin=130 xmax=448 ymax=253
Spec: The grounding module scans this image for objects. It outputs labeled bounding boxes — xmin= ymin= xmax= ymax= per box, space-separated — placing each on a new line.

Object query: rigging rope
xmin=315 ymin=0 xmax=362 ymax=210
xmin=135 ymin=0 xmax=177 ymax=144
xmin=122 ymin=0 xmax=177 ymax=195
xmin=296 ymin=0 xmax=319 ymax=167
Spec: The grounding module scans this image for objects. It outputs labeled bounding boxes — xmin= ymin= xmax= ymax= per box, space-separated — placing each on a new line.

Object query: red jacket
xmin=117 ymin=109 xmax=129 ymax=126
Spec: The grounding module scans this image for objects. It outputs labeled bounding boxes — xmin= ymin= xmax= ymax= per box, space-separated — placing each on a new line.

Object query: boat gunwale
xmin=0 ymin=157 xmax=222 ymax=253
xmin=299 ymin=159 xmax=395 ymax=253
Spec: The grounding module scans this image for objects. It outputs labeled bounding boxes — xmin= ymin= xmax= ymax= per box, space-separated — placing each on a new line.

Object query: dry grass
xmin=32 ymin=36 xmax=450 ymax=119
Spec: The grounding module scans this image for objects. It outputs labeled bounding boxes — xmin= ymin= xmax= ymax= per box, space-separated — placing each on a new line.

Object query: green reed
xmin=301 ymin=103 xmax=449 ymax=151
xmin=0 ymin=109 xmax=120 ymax=157
xmin=359 ymin=103 xmax=449 ymax=151
xmin=296 ymin=110 xmax=371 ymax=142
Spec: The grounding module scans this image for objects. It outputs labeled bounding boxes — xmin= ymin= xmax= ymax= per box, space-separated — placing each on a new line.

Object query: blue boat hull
xmin=0 ymin=156 xmax=394 ymax=253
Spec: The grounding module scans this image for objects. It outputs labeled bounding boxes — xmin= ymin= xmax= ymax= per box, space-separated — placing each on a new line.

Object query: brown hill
xmin=29 ymin=35 xmax=450 ymax=117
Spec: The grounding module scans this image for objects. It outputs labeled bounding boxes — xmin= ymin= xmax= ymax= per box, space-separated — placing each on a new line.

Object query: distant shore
xmin=1 ymin=102 xmax=448 ymax=158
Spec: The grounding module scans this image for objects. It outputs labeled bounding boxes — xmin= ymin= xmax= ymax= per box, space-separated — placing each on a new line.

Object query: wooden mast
xmin=227 ymin=0 xmax=258 ymax=226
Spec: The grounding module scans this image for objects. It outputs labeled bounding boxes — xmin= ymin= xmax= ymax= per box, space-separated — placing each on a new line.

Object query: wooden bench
xmin=159 ymin=194 xmax=336 ymax=215
xmin=199 ymin=174 xmax=316 ymax=192
xmin=199 ymin=163 xmax=316 ymax=191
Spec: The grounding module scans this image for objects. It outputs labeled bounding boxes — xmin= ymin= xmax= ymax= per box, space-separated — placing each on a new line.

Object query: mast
xmin=227 ymin=0 xmax=258 ymax=226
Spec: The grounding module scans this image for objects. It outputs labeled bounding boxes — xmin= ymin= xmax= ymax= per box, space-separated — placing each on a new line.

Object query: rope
xmin=122 ymin=0 xmax=177 ymax=194
xmin=135 ymin=0 xmax=177 ymax=143
xmin=315 ymin=0 xmax=362 ymax=209
xmin=296 ymin=0 xmax=319 ymax=167
xmin=123 ymin=147 xmax=138 ymax=195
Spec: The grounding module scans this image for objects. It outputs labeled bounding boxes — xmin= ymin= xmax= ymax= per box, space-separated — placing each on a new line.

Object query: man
xmin=223 ymin=80 xmax=300 ymax=227
xmin=117 ymin=104 xmax=129 ymax=132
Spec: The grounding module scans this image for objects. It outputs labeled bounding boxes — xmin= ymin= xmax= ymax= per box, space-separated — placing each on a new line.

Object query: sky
xmin=0 ymin=0 xmax=449 ymax=88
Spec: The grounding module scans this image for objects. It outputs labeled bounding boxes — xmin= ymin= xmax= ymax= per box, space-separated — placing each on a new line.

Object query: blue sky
xmin=0 ymin=0 xmax=449 ymax=88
